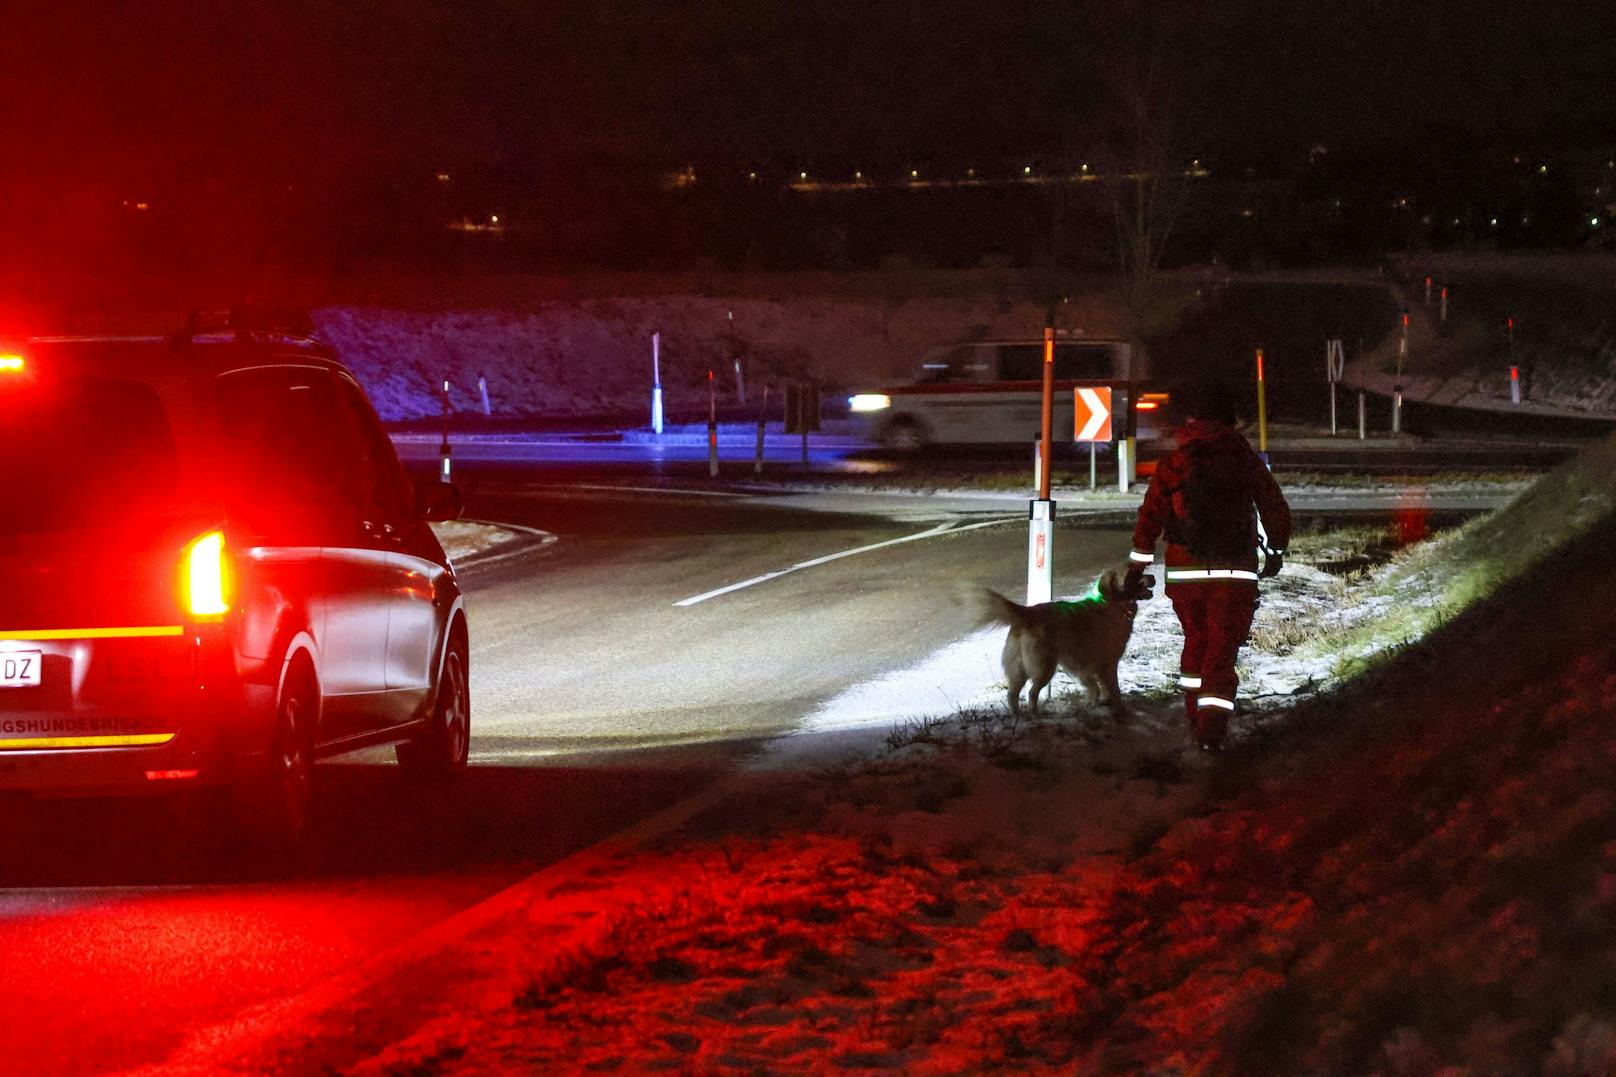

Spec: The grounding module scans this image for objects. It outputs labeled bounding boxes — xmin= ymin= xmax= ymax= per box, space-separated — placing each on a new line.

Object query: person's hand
xmin=1124 ymin=566 xmax=1154 ymax=600
xmin=1260 ymin=551 xmax=1284 ymax=579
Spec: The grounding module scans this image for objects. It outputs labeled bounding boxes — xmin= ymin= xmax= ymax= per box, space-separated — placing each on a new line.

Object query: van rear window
xmin=1 ymin=379 xmax=181 ymax=536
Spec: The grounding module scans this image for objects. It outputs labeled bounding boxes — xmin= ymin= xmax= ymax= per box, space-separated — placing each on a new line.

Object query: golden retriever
xmin=973 ymin=569 xmax=1150 ymax=717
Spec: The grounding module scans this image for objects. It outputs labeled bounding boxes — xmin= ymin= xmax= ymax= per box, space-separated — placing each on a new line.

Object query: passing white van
xmin=848 ymin=337 xmax=1169 ymax=449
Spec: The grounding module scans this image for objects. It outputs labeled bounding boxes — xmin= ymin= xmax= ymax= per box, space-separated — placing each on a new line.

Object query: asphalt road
xmin=0 ymin=479 xmax=1106 ymax=1077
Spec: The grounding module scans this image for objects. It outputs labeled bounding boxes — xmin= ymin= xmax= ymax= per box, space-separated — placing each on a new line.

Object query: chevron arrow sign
xmin=1073 ymin=386 xmax=1113 ymax=441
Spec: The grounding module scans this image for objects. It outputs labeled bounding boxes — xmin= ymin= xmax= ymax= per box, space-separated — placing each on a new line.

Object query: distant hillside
xmin=1391 ymin=252 xmax=1616 ymax=416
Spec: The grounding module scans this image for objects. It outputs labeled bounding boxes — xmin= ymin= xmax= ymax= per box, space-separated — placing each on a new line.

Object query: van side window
xmin=918 ymin=345 xmax=976 ymax=383
xmin=997 ymin=344 xmax=1043 ymax=381
xmin=1054 ymin=344 xmax=1113 ymax=380
xmin=333 ymin=375 xmax=417 ymax=521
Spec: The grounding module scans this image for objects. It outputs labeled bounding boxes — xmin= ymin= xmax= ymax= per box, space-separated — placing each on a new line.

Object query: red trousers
xmin=1168 ymin=579 xmax=1258 ymax=742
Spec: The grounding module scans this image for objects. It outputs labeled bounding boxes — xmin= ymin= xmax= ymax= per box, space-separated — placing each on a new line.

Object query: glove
xmin=1260 ymin=551 xmax=1284 ymax=579
xmin=1124 ymin=566 xmax=1155 ymax=600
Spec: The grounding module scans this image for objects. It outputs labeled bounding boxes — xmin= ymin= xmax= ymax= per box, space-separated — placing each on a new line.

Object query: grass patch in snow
xmin=1296 ymin=431 xmax=1616 ymax=677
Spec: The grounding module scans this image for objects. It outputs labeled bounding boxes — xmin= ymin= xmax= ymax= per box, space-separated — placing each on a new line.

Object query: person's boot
xmin=1195 ymin=707 xmax=1229 ymax=753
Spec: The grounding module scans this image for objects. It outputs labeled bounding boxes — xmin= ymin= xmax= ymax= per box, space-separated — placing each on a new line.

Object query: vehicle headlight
xmin=849 ymin=393 xmax=891 ymax=413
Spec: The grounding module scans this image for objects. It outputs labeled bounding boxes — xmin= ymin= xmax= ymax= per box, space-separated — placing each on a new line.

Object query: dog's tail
xmin=968 ymin=587 xmax=1034 ymax=631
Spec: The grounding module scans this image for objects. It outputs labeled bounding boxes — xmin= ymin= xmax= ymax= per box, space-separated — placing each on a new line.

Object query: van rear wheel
xmin=234 ymin=666 xmax=316 ymax=854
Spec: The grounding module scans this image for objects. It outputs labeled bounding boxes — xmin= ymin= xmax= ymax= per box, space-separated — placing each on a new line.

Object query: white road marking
xmin=673 ymin=516 xmax=1018 ymax=607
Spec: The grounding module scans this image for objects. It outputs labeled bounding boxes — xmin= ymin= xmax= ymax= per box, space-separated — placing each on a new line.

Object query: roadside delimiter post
xmin=1393 ymin=310 xmax=1408 ymax=435
xmin=707 ymin=368 xmax=719 ymax=477
xmin=1027 ymin=327 xmax=1056 ymax=605
xmin=651 ymin=332 xmax=664 ymax=436
xmin=439 ymin=378 xmax=452 ymax=482
xmin=1255 ymin=347 xmax=1270 ymax=466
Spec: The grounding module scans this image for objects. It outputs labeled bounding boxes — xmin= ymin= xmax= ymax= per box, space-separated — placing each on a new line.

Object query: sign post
xmin=784 ymin=383 xmax=820 ymax=466
xmin=1073 ymin=386 xmax=1114 ymax=497
xmin=1326 ymin=337 xmax=1345 ymax=435
xmin=1027 ymin=328 xmax=1057 ymax=605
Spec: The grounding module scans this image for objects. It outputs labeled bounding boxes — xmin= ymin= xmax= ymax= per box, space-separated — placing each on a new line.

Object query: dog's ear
xmin=1097 ymin=569 xmax=1123 ymax=602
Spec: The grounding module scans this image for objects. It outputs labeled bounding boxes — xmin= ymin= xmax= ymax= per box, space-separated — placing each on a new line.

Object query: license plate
xmin=1 ymin=652 xmax=42 ymax=688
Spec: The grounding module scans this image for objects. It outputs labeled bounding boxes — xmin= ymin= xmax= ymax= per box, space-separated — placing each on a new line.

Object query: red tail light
xmin=185 ymin=530 xmax=230 ymax=617
xmin=0 ymin=353 xmax=24 ymax=373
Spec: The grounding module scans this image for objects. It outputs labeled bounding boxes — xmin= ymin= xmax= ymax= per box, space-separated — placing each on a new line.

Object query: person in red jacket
xmin=1125 ymin=381 xmax=1291 ymax=752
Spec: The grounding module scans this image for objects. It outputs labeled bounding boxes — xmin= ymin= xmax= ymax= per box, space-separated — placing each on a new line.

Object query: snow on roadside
xmin=429 ymin=520 xmax=531 ymax=564
xmin=794 ymin=558 xmax=1369 ymax=746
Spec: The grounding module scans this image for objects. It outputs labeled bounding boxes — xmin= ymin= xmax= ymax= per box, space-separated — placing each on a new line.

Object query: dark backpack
xmin=1165 ymin=439 xmax=1254 ymax=561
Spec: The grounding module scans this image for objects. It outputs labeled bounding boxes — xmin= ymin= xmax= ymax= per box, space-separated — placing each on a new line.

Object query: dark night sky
xmin=5 ymin=2 xmax=1616 ymax=187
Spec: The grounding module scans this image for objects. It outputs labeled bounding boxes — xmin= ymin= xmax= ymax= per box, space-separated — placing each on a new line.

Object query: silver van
xmin=849 ymin=337 xmax=1168 ymax=449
